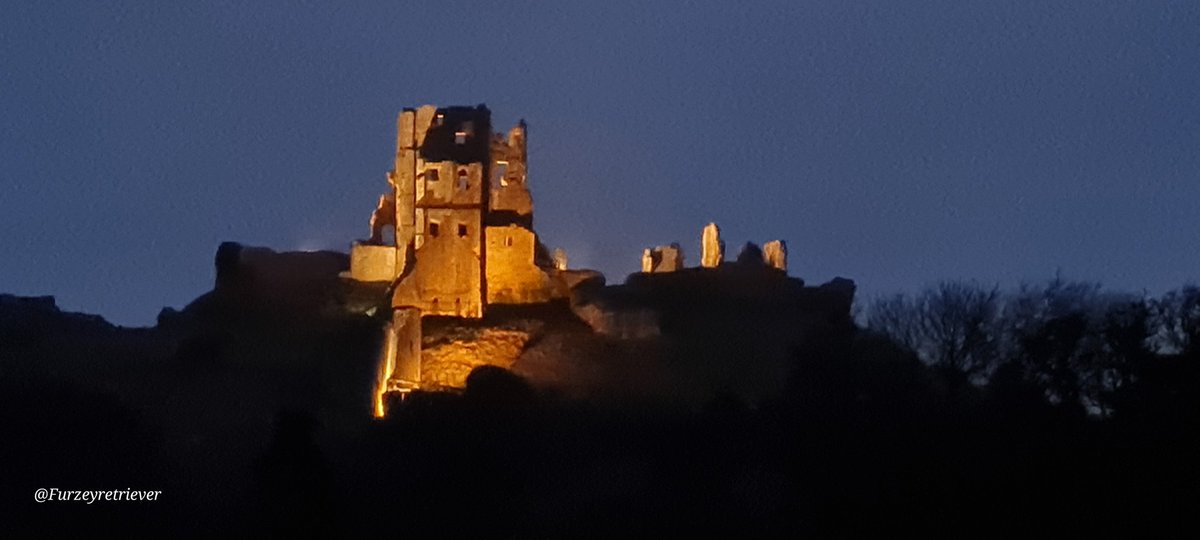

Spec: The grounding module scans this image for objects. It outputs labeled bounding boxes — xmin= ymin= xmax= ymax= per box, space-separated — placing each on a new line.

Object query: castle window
xmin=457 ymin=169 xmax=469 ymax=191
xmin=426 ymin=168 xmax=439 ymax=182
xmin=495 ymin=162 xmax=509 ymax=187
xmin=504 ymin=236 xmax=513 ymax=247
xmin=429 ymin=222 xmax=440 ymax=237
xmin=455 ymin=122 xmax=474 ymax=145
xmin=457 ymin=224 xmax=468 ymax=237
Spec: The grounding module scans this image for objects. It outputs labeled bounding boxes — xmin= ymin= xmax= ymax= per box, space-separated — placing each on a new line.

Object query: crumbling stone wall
xmin=414 ymin=161 xmax=485 ymax=210
xmin=392 ymin=220 xmax=485 ymax=318
xmin=488 ymin=122 xmax=533 ymax=227
xmin=348 ymin=243 xmax=396 ymax=283
xmin=374 ymin=307 xmax=421 ymax=416
xmin=418 ymin=327 xmax=534 ymax=388
xmin=641 ymin=244 xmax=684 ymax=273
xmin=485 ymin=225 xmax=558 ymax=305
xmin=763 ymin=240 xmax=787 ymax=271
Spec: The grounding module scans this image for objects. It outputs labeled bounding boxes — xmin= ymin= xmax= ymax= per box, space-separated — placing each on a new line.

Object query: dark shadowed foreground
xmin=2 ymin=266 xmax=1197 ymax=536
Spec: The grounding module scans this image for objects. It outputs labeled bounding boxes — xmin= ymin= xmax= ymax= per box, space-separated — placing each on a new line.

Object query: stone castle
xmin=350 ymin=104 xmax=797 ymax=416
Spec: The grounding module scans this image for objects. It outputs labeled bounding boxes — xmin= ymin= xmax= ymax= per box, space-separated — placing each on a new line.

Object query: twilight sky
xmin=2 ymin=1 xmax=1198 ymax=326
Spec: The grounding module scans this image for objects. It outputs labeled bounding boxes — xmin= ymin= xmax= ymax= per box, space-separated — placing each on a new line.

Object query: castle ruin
xmin=350 ymin=104 xmax=807 ymax=417
xmin=640 ymin=223 xmax=788 ymax=274
xmin=347 ymin=105 xmax=569 ymax=414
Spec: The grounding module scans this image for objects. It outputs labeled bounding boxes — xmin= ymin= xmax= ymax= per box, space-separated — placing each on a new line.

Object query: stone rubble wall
xmin=418 ymin=327 xmax=537 ymax=388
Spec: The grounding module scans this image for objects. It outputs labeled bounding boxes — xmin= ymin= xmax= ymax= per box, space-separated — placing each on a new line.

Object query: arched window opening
xmin=457 ymin=169 xmax=469 ymax=191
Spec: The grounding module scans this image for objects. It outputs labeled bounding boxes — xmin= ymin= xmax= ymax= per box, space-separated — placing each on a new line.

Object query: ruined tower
xmin=388 ymin=105 xmax=492 ymax=318
xmin=350 ymin=105 xmax=562 ymax=410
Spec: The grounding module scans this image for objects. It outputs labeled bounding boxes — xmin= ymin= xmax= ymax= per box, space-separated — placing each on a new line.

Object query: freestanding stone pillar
xmin=764 ymin=240 xmax=787 ymax=271
xmin=701 ymin=222 xmax=724 ymax=268
xmin=553 ymin=248 xmax=568 ymax=271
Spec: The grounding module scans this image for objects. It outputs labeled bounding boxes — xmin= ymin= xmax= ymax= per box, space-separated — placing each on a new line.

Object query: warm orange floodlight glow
xmin=372 ymin=324 xmax=398 ymax=418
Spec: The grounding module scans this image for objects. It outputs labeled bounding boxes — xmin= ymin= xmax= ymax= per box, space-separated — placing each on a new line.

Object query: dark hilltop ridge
xmin=3 ymin=241 xmax=1198 ymax=536
xmin=162 ymin=239 xmax=858 ymax=408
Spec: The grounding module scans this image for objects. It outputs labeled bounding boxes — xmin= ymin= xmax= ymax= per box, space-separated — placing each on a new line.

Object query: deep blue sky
xmin=3 ymin=1 xmax=1198 ymax=326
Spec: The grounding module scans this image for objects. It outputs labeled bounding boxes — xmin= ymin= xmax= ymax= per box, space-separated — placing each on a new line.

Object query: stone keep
xmin=351 ymin=105 xmax=566 ymax=412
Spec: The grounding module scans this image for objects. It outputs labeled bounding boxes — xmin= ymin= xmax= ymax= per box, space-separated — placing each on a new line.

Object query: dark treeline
xmin=3 ymin=280 xmax=1199 ymax=536
xmin=866 ymin=278 xmax=1200 ymax=418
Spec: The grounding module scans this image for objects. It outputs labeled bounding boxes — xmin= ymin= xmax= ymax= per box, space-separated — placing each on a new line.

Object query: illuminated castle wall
xmin=349 ymin=105 xmax=562 ymax=412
